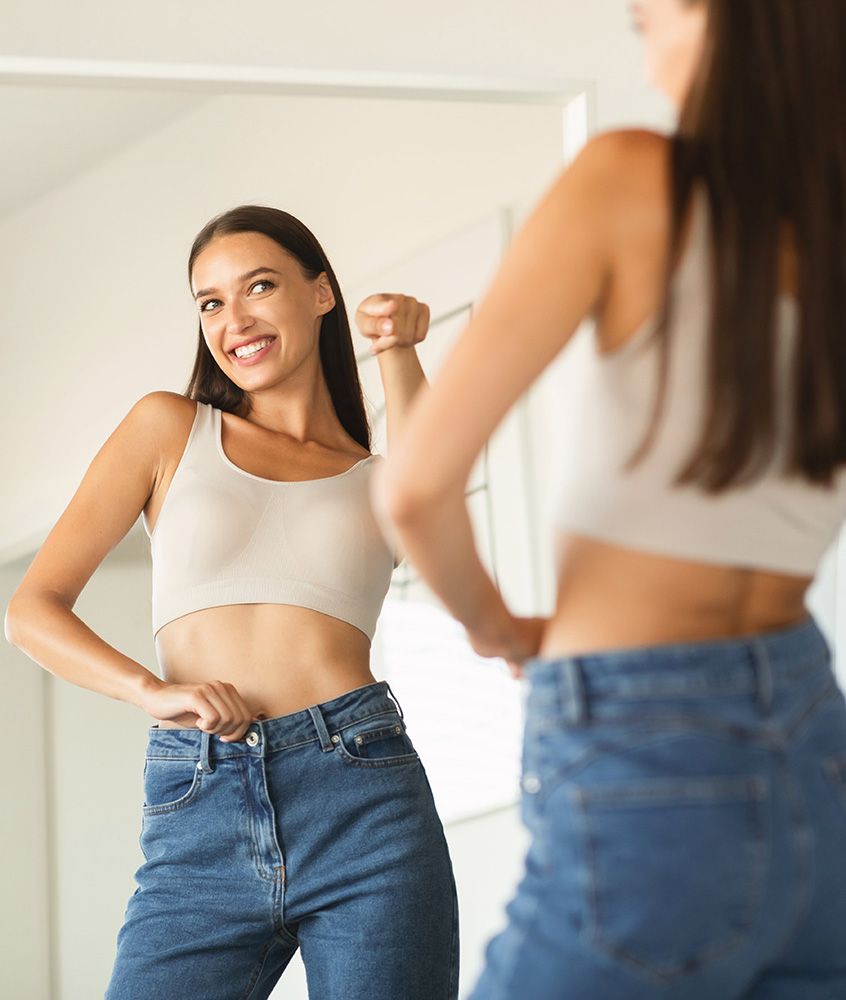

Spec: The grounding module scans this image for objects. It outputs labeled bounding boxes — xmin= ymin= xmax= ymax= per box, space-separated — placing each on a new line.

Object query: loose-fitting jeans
xmin=105 ymin=680 xmax=459 ymax=1000
xmin=468 ymin=615 xmax=846 ymax=999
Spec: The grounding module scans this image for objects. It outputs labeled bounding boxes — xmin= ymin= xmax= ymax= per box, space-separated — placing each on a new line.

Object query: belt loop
xmin=384 ymin=680 xmax=405 ymax=721
xmin=561 ymin=659 xmax=589 ymax=726
xmin=307 ymin=705 xmax=335 ymax=752
xmin=751 ymin=638 xmax=774 ymax=717
xmin=198 ymin=730 xmax=215 ymax=773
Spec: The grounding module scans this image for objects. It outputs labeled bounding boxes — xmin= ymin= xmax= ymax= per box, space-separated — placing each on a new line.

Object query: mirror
xmin=0 ymin=71 xmax=589 ymax=998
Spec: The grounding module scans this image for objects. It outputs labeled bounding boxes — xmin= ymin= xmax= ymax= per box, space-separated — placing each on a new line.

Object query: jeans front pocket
xmin=571 ymin=773 xmax=769 ymax=983
xmin=142 ymin=756 xmax=205 ymax=815
xmin=334 ymin=712 xmax=420 ymax=768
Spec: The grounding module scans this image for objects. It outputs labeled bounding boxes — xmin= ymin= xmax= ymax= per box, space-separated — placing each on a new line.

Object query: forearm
xmin=377 ymin=346 xmax=428 ymax=451
xmin=4 ymin=592 xmax=163 ymax=710
xmin=390 ymin=488 xmax=513 ymax=640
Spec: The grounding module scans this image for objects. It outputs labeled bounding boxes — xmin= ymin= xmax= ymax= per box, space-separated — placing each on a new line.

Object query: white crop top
xmin=551 ymin=184 xmax=846 ymax=576
xmin=143 ymin=400 xmax=398 ymax=640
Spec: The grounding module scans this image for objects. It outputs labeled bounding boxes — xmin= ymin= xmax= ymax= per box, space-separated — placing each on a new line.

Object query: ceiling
xmin=0 ymin=83 xmax=209 ymax=220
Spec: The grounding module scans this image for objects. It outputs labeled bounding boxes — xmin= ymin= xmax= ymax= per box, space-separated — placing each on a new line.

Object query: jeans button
xmin=522 ymin=773 xmax=541 ymax=794
xmin=246 ymin=731 xmax=259 ymax=747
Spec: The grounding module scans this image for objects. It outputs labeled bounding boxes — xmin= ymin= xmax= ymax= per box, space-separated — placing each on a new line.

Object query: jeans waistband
xmin=146 ymin=680 xmax=404 ymax=771
xmin=523 ymin=615 xmax=833 ymax=724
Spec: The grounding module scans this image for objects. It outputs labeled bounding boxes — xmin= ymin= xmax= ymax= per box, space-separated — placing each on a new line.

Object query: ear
xmin=316 ymin=272 xmax=336 ymax=315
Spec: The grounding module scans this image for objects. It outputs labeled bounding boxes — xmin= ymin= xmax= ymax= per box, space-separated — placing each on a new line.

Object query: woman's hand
xmin=466 ymin=612 xmax=550 ymax=679
xmin=140 ymin=679 xmax=257 ymax=742
xmin=355 ymin=293 xmax=430 ymax=355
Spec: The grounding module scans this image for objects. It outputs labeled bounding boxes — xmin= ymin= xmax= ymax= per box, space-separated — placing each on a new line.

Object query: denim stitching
xmin=234 ymin=756 xmax=267 ymax=881
xmin=333 ymin=736 xmax=420 ymax=769
xmin=784 ymin=680 xmax=843 ymax=740
xmin=572 ymin=778 xmax=769 ymax=982
xmin=142 ymin=762 xmax=205 ymax=815
xmin=238 ymin=932 xmax=293 ymax=1000
xmin=527 ymin=723 xmax=771 ymax=810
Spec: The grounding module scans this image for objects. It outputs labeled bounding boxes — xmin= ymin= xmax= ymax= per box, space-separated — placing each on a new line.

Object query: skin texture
xmin=375 ymin=0 xmax=811 ymax=675
xmin=5 ymin=230 xmax=429 ymax=740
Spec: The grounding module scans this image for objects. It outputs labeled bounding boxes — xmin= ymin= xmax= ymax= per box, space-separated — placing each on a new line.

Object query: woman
xmin=4 ymin=205 xmax=458 ymax=999
xmin=374 ymin=1 xmax=846 ymax=997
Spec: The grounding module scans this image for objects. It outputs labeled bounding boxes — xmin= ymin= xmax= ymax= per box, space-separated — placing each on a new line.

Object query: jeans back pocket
xmin=572 ymin=774 xmax=769 ymax=983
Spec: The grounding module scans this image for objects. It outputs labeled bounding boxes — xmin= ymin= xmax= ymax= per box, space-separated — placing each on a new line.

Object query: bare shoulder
xmin=130 ymin=390 xmax=197 ymax=431
xmin=573 ymin=128 xmax=671 ymax=202
xmin=129 ymin=390 xmax=199 ymax=456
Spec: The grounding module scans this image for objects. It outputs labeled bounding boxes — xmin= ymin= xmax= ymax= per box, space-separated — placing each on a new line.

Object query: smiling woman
xmin=4 ymin=198 xmax=458 ymax=999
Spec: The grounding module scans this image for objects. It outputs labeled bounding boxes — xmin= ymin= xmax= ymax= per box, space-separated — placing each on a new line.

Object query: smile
xmin=229 ymin=336 xmax=277 ymax=365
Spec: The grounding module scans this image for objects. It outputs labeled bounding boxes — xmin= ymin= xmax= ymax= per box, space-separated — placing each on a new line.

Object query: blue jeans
xmin=468 ymin=615 xmax=846 ymax=999
xmin=105 ymin=680 xmax=459 ymax=999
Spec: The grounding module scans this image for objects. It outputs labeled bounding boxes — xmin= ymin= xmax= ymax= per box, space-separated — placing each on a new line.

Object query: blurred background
xmin=2 ymin=2 xmax=842 ymax=997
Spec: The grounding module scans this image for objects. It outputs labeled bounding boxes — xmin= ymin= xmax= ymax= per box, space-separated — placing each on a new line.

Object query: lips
xmin=228 ymin=335 xmax=278 ymax=366
xmin=227 ymin=334 xmax=277 ymax=356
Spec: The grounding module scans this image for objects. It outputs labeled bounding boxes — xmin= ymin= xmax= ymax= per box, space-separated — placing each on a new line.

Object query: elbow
xmin=3 ymin=589 xmax=53 ymax=649
xmin=375 ymin=467 xmax=430 ymax=527
xmin=4 ymin=595 xmax=28 ymax=648
xmin=383 ymin=485 xmax=422 ymax=526
xmin=369 ymin=463 xmax=429 ymax=551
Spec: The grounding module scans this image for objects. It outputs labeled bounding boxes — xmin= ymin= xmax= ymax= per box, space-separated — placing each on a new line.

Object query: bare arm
xmin=356 ymin=292 xmax=431 ymax=452
xmin=376 ymin=345 xmax=428 ymax=454
xmin=4 ymin=392 xmax=171 ymax=707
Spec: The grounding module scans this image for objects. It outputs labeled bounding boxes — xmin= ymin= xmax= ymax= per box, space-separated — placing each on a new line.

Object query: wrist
xmin=129 ymin=668 xmax=165 ymax=711
xmin=465 ymin=590 xmax=514 ymax=647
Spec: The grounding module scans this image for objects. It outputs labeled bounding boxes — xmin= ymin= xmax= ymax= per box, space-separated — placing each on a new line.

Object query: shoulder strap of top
xmin=181 ymin=399 xmax=216 ymax=466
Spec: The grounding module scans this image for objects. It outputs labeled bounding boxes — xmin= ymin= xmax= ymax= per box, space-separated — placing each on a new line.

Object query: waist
xmin=541 ymin=530 xmax=812 ymax=658
xmin=525 ymin=614 xmax=834 ymax=726
xmin=150 ymin=680 xmax=401 ymax=753
xmin=155 ymin=605 xmax=375 ymax=721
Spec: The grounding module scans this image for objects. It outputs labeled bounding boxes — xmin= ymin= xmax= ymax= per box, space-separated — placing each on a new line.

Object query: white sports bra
xmin=143 ymin=400 xmax=398 ymax=640
xmin=551 ymin=184 xmax=846 ymax=576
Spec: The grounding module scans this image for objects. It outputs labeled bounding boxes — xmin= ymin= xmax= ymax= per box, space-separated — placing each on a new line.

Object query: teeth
xmin=234 ymin=337 xmax=273 ymax=358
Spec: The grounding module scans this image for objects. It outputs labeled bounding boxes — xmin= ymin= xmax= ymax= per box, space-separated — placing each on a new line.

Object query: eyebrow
xmin=193 ymin=267 xmax=282 ymax=300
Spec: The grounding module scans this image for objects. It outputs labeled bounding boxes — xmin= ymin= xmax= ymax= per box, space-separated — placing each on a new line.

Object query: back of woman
xmin=376 ymin=1 xmax=846 ymax=997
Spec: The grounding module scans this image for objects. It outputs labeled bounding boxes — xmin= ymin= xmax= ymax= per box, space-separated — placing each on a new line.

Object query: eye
xmin=199 ymin=279 xmax=275 ymax=313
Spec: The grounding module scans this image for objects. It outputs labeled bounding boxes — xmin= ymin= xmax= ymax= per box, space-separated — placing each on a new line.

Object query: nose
xmin=224 ymin=298 xmax=255 ymax=336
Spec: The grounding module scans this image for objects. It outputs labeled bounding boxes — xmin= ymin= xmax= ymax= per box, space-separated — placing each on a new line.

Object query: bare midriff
xmin=538 ymin=531 xmax=812 ymax=660
xmin=154 ymin=603 xmax=376 ymax=728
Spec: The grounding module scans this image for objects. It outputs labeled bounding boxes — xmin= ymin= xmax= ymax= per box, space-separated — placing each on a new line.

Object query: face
xmin=629 ymin=0 xmax=708 ymax=108
xmin=190 ymin=231 xmax=335 ymax=393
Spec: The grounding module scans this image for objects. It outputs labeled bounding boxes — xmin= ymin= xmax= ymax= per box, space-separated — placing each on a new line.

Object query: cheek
xmin=643 ymin=24 xmax=693 ymax=95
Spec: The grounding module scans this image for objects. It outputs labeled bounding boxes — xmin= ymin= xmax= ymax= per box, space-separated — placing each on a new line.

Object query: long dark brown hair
xmin=628 ymin=0 xmax=846 ymax=491
xmin=185 ymin=205 xmax=371 ymax=451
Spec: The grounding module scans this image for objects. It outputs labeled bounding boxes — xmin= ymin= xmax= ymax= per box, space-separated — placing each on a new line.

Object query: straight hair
xmin=627 ymin=0 xmax=846 ymax=491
